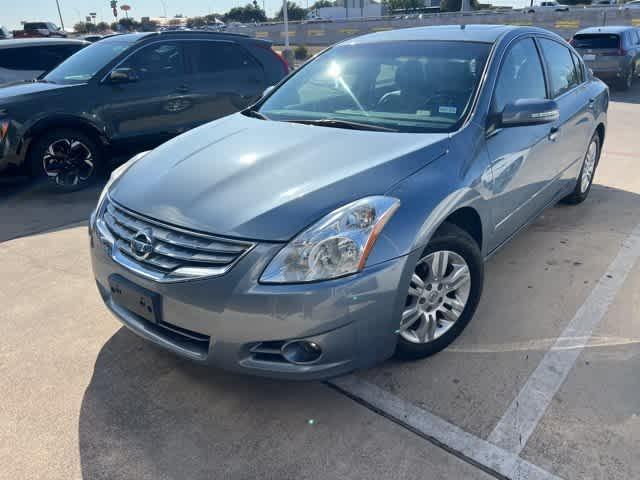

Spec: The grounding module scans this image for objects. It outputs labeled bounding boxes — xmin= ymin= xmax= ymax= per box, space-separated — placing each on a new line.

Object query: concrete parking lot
xmin=1 ymin=85 xmax=639 ymax=480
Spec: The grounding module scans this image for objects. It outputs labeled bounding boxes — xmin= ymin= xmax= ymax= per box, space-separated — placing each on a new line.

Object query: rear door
xmin=538 ymin=37 xmax=590 ymax=186
xmin=182 ymin=40 xmax=266 ymax=126
xmin=100 ymin=41 xmax=194 ymax=149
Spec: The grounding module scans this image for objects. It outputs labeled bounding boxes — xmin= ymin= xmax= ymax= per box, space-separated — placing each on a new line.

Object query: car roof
xmin=100 ymin=30 xmax=266 ymax=45
xmin=0 ymin=38 xmax=89 ymax=49
xmin=344 ymin=24 xmax=550 ymax=45
xmin=575 ymin=26 xmax=637 ymax=35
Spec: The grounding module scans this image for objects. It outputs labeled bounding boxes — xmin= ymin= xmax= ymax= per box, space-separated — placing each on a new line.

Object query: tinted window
xmin=572 ymin=34 xmax=620 ymax=49
xmin=120 ymin=42 xmax=183 ymax=79
xmin=570 ymin=50 xmax=584 ymax=84
xmin=260 ymin=41 xmax=490 ymax=133
xmin=45 ymin=40 xmax=132 ymax=84
xmin=539 ymin=39 xmax=580 ymax=97
xmin=24 ymin=23 xmax=49 ymax=30
xmin=493 ymin=38 xmax=547 ymax=113
xmin=187 ymin=41 xmax=260 ymax=74
xmin=0 ymin=45 xmax=83 ymax=71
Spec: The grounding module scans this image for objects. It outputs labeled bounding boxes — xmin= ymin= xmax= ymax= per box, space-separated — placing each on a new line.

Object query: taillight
xmin=0 ymin=121 xmax=9 ymax=141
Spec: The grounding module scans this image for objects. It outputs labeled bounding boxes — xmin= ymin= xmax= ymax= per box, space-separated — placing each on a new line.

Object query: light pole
xmin=55 ymin=0 xmax=65 ymax=30
xmin=282 ymin=0 xmax=294 ymax=66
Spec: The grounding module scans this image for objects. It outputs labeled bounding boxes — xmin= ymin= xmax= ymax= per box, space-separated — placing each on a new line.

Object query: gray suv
xmin=91 ymin=25 xmax=608 ymax=380
xmin=571 ymin=26 xmax=640 ymax=90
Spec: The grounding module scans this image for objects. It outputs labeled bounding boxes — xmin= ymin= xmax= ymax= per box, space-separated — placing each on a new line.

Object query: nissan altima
xmin=90 ymin=25 xmax=608 ymax=380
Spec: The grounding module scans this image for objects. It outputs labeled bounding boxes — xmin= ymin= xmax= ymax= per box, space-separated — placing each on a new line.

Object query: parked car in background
xmin=0 ymin=26 xmax=12 ymax=39
xmin=592 ymin=0 xmax=617 ymax=6
xmin=527 ymin=1 xmax=570 ymax=12
xmin=13 ymin=22 xmax=67 ymax=38
xmin=621 ymin=0 xmax=640 ymax=8
xmin=89 ymin=25 xmax=607 ymax=380
xmin=0 ymin=38 xmax=88 ymax=86
xmin=571 ymin=26 xmax=640 ymax=90
xmin=0 ymin=31 xmax=288 ymax=188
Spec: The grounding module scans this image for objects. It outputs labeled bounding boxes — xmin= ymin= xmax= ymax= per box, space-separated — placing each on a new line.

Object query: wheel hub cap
xmin=399 ymin=250 xmax=471 ymax=344
xmin=580 ymin=139 xmax=597 ymax=194
xmin=42 ymin=138 xmax=94 ymax=186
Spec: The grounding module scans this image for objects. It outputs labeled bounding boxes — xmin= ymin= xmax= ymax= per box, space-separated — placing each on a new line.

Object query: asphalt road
xmin=1 ymin=85 xmax=639 ymax=480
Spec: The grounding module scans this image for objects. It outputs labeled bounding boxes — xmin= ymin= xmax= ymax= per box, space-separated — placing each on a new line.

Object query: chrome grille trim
xmin=97 ymin=198 xmax=255 ymax=282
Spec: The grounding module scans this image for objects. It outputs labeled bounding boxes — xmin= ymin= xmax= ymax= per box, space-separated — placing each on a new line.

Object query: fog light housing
xmin=281 ymin=340 xmax=322 ymax=365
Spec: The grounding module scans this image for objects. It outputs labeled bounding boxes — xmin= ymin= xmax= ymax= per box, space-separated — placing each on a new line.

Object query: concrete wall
xmin=231 ymin=8 xmax=640 ymax=45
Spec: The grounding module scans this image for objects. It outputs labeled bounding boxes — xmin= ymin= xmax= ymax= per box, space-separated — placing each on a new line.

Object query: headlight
xmin=95 ymin=150 xmax=150 ymax=214
xmin=260 ymin=196 xmax=400 ymax=283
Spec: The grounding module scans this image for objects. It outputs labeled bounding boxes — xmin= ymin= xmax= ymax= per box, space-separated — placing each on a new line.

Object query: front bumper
xmin=90 ymin=223 xmax=417 ymax=380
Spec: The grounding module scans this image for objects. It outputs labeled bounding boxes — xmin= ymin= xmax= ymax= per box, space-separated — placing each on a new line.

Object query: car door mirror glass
xmin=500 ymin=99 xmax=559 ymax=127
xmin=109 ymin=67 xmax=138 ymax=83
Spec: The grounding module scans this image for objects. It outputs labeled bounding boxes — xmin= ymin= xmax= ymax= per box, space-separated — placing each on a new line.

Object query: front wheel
xmin=29 ymin=128 xmax=103 ymax=192
xmin=395 ymin=223 xmax=484 ymax=360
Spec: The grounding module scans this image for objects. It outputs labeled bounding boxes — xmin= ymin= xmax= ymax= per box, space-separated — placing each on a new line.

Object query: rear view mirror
xmin=108 ymin=67 xmax=138 ymax=84
xmin=500 ymin=99 xmax=559 ymax=128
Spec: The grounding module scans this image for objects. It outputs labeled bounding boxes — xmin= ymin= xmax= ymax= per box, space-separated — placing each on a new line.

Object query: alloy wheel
xmin=580 ymin=138 xmax=598 ymax=194
xmin=399 ymin=250 xmax=471 ymax=344
xmin=42 ymin=138 xmax=94 ymax=187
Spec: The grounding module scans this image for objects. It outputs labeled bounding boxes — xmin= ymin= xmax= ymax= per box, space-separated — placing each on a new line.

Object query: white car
xmin=527 ymin=1 xmax=570 ymax=12
xmin=621 ymin=0 xmax=640 ymax=8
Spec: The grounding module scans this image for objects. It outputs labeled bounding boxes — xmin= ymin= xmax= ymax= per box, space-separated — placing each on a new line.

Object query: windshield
xmin=44 ymin=41 xmax=131 ymax=84
xmin=573 ymin=34 xmax=620 ymax=49
xmin=259 ymin=41 xmax=491 ymax=133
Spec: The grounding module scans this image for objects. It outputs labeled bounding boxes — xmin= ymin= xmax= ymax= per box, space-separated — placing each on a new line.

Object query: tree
xmin=439 ymin=0 xmax=479 ymax=11
xmin=187 ymin=16 xmax=207 ymax=28
xmin=223 ymin=3 xmax=267 ymax=23
xmin=276 ymin=1 xmax=307 ymax=20
xmin=384 ymin=0 xmax=427 ymax=12
xmin=73 ymin=22 xmax=96 ymax=34
xmin=96 ymin=21 xmax=110 ymax=32
xmin=310 ymin=0 xmax=335 ymax=9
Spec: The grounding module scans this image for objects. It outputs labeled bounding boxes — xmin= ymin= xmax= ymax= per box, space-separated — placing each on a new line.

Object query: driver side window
xmin=493 ymin=38 xmax=547 ymax=114
xmin=119 ymin=42 xmax=183 ymax=81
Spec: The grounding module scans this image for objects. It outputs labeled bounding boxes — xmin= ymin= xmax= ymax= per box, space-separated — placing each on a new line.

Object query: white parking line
xmin=488 ymin=221 xmax=640 ymax=454
xmin=330 ymin=375 xmax=562 ymax=480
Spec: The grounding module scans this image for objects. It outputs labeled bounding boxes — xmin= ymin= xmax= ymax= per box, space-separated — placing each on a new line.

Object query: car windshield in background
xmin=44 ymin=41 xmax=131 ymax=84
xmin=258 ymin=41 xmax=491 ymax=133
xmin=572 ymin=34 xmax=620 ymax=49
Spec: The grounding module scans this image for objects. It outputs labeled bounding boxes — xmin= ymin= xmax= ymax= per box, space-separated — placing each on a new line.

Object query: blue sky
xmin=3 ymin=0 xmax=524 ymax=30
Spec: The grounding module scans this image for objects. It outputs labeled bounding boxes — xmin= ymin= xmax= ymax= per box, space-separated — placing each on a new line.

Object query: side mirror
xmin=108 ymin=67 xmax=138 ymax=83
xmin=262 ymin=85 xmax=275 ymax=97
xmin=500 ymin=99 xmax=559 ymax=128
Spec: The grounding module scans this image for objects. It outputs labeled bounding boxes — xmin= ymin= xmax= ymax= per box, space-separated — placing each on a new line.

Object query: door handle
xmin=174 ymin=85 xmax=190 ymax=94
xmin=549 ymin=126 xmax=560 ymax=142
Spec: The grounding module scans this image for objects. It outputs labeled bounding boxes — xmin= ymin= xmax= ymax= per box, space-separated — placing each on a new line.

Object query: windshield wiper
xmin=243 ymin=108 xmax=270 ymax=121
xmin=287 ymin=118 xmax=398 ymax=132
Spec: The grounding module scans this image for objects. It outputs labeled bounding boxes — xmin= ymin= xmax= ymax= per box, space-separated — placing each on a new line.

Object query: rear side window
xmin=570 ymin=50 xmax=584 ymax=84
xmin=25 ymin=23 xmax=49 ymax=30
xmin=120 ymin=42 xmax=184 ymax=80
xmin=186 ymin=41 xmax=261 ymax=74
xmin=538 ymin=38 xmax=580 ymax=98
xmin=493 ymin=38 xmax=547 ymax=113
xmin=0 ymin=45 xmax=82 ymax=71
xmin=572 ymin=34 xmax=620 ymax=50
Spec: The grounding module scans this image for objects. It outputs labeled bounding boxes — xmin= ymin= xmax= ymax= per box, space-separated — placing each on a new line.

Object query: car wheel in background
xmin=395 ymin=223 xmax=484 ymax=360
xmin=562 ymin=132 xmax=600 ymax=205
xmin=618 ymin=69 xmax=633 ymax=91
xmin=29 ymin=128 xmax=103 ymax=192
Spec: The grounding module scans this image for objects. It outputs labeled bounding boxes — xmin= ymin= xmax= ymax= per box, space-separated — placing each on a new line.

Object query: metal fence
xmin=227 ymin=9 xmax=640 ymax=45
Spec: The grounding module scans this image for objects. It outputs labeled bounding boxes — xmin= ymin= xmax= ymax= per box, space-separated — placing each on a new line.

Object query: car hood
xmin=0 ymin=80 xmax=78 ymax=103
xmin=110 ymin=113 xmax=450 ymax=241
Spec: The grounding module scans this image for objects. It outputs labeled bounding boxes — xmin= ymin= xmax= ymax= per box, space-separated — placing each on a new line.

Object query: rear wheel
xmin=395 ymin=223 xmax=483 ymax=360
xmin=617 ymin=69 xmax=633 ymax=91
xmin=29 ymin=128 xmax=103 ymax=192
xmin=563 ymin=132 xmax=600 ymax=205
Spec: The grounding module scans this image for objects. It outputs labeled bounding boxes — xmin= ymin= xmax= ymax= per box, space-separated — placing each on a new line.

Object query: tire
xmin=562 ymin=132 xmax=600 ymax=205
xmin=28 ymin=128 xmax=103 ymax=192
xmin=617 ymin=69 xmax=633 ymax=91
xmin=395 ymin=223 xmax=484 ymax=360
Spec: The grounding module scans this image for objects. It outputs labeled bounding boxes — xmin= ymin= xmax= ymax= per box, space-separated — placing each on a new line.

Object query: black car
xmin=0 ymin=38 xmax=89 ymax=86
xmin=0 ymin=31 xmax=289 ymax=189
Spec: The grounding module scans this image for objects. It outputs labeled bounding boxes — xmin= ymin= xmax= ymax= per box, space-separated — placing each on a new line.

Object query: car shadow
xmin=0 ymin=177 xmax=104 ymax=243
xmin=608 ymin=79 xmax=640 ymax=104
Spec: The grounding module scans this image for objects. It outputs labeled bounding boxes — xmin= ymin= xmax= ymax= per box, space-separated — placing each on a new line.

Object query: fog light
xmin=281 ymin=340 xmax=322 ymax=365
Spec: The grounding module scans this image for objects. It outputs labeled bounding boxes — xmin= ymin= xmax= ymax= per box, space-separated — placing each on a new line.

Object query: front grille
xmin=98 ymin=199 xmax=254 ymax=282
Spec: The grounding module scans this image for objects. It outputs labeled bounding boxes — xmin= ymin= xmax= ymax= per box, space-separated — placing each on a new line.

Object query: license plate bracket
xmin=109 ymin=275 xmax=161 ymax=324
